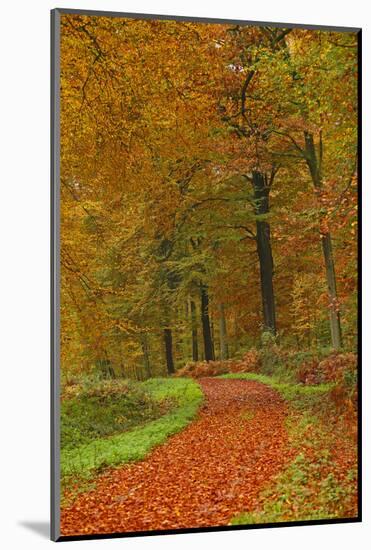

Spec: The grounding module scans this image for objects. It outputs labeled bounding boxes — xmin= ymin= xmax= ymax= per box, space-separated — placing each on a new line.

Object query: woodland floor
xmin=61 ymin=378 xmax=294 ymax=536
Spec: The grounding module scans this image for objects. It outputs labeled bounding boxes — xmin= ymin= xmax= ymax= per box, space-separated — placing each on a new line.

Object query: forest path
xmin=61 ymin=378 xmax=292 ymax=536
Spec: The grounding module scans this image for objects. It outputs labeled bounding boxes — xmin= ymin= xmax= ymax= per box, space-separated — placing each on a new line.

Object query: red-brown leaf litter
xmin=61 ymin=378 xmax=293 ymax=536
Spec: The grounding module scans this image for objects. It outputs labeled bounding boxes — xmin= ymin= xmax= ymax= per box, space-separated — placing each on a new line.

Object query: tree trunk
xmin=232 ymin=314 xmax=238 ymax=355
xmin=190 ymin=300 xmax=199 ymax=362
xmin=304 ymin=131 xmax=342 ymax=350
xmin=140 ymin=334 xmax=151 ymax=378
xmin=252 ymin=171 xmax=277 ymax=335
xmin=163 ymin=328 xmax=175 ymax=374
xmin=321 ymin=232 xmax=342 ymax=350
xmin=218 ymin=303 xmax=229 ymax=360
xmin=200 ymin=284 xmax=215 ymax=361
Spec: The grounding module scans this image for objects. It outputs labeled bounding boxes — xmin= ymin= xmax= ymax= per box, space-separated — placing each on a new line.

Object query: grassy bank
xmin=61 ymin=379 xmax=171 ymax=450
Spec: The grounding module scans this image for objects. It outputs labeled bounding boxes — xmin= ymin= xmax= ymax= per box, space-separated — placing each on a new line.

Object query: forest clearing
xmin=59 ymin=13 xmax=359 ymax=535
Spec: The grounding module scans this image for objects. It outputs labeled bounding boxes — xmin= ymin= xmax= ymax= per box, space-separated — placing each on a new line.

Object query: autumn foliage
xmin=59 ymin=15 xmax=358 ymax=380
xmin=296 ymin=352 xmax=357 ymax=385
xmin=175 ymin=350 xmax=261 ymax=378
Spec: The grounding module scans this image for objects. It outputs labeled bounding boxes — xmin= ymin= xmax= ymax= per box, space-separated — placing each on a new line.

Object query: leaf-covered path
xmin=61 ymin=378 xmax=292 ymax=536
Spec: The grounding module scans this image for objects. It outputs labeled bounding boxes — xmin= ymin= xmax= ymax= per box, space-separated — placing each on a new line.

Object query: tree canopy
xmin=60 ymin=15 xmax=358 ymax=380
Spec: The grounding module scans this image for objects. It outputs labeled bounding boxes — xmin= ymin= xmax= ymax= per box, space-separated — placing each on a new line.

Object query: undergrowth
xmin=61 ymin=379 xmax=171 ymax=450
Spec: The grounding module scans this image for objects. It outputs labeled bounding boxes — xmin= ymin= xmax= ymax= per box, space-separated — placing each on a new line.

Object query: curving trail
xmin=61 ymin=378 xmax=292 ymax=536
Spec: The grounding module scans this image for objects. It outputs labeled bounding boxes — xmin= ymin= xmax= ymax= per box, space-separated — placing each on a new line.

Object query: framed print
xmin=51 ymin=8 xmax=361 ymax=541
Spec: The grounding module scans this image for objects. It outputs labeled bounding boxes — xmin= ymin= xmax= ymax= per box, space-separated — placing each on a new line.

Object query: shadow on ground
xmin=18 ymin=521 xmax=49 ymax=539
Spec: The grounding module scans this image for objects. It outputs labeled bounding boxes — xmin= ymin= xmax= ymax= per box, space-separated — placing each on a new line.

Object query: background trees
xmin=60 ymin=15 xmax=358 ymax=380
